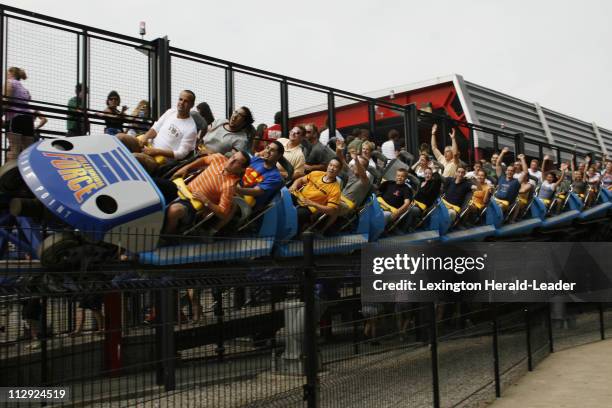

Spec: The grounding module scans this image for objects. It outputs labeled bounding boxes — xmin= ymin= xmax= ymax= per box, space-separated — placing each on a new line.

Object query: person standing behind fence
xmin=66 ymin=83 xmax=90 ymax=136
xmin=127 ymin=100 xmax=151 ymax=136
xmin=102 ymin=90 xmax=127 ymax=135
xmin=4 ymin=67 xmax=34 ymax=160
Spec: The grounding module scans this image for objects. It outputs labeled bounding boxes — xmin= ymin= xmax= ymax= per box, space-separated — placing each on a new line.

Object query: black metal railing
xmin=1 ymin=231 xmax=611 ymax=407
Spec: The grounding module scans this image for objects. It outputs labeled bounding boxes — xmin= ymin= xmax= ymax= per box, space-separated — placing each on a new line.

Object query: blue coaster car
xmin=3 ymin=136 xmax=279 ymax=268
xmin=377 ymin=198 xmax=451 ymax=245
xmin=577 ymin=188 xmax=611 ymax=221
xmin=138 ymin=192 xmax=282 ymax=266
xmin=490 ymin=198 xmax=545 ymax=238
xmin=274 ymin=189 xmax=373 ymax=257
xmin=441 ymin=199 xmax=499 ymax=243
xmin=8 ymin=136 xmax=165 ymax=268
xmin=539 ymin=192 xmax=583 ymax=229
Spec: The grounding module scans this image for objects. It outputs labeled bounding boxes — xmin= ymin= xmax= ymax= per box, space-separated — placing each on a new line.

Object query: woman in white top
xmin=538 ymin=166 xmax=566 ymax=205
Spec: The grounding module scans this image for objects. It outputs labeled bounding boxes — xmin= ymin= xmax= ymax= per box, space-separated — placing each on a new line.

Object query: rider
xmin=163 ymin=151 xmax=250 ymax=235
xmin=118 ymin=90 xmax=198 ymax=171
xmin=289 ymin=158 xmax=342 ymax=232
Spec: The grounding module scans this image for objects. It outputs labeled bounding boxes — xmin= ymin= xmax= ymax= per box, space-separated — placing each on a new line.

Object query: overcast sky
xmin=4 ymin=0 xmax=612 ymax=129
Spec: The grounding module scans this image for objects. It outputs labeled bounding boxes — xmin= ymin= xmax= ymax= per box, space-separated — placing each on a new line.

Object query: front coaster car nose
xmin=16 ymin=135 xmax=166 ymax=268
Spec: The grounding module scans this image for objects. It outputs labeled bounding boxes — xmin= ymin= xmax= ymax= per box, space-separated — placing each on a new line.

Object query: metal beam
xmin=534 ymin=102 xmax=554 ymax=145
xmin=153 ymin=36 xmax=171 ymax=117
xmin=404 ymin=104 xmax=419 ymax=156
xmin=452 ymin=74 xmax=481 ymax=148
xmin=591 ymin=122 xmax=608 ymax=155
xmin=280 ymin=80 xmax=289 ymax=138
xmin=327 ymin=92 xmax=336 ymax=141
xmin=368 ymin=102 xmax=376 ymax=139
xmin=225 ymin=67 xmax=235 ymax=121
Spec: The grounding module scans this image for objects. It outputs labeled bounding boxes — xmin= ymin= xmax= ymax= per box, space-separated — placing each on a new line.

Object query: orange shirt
xmin=187 ymin=154 xmax=239 ymax=216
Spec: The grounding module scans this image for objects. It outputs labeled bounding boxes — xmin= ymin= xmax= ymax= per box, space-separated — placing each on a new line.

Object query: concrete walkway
xmin=491 ymin=339 xmax=612 ymax=408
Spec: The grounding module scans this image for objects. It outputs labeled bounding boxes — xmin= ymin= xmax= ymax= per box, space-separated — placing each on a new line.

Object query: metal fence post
xmin=155 ymin=290 xmax=163 ymax=386
xmin=404 ymin=104 xmax=419 ymax=157
xmin=153 ymin=36 xmax=171 ymax=117
xmin=430 ymin=302 xmax=440 ymax=408
xmin=368 ymin=101 xmax=376 ymax=141
xmin=80 ymin=30 xmax=89 ymax=134
xmin=302 ymin=232 xmax=318 ymax=408
xmin=213 ymin=288 xmax=225 ymax=361
xmin=598 ymin=302 xmax=605 ymax=340
xmin=225 ymin=66 xmax=235 ymax=121
xmin=327 ymin=92 xmax=335 ymax=141
xmin=148 ymin=41 xmax=158 ymax=120
xmin=40 ymin=296 xmax=48 ymax=386
xmin=440 ymin=119 xmax=449 ymax=149
xmin=160 ymin=287 xmax=176 ymax=391
xmin=525 ymin=307 xmax=533 ymax=371
xmin=468 ymin=127 xmax=476 ymax=165
xmin=546 ymin=302 xmax=554 ymax=353
xmin=492 ymin=304 xmax=501 ymax=398
xmin=514 ymin=132 xmax=525 ymax=155
xmin=280 ymin=80 xmax=289 ymax=138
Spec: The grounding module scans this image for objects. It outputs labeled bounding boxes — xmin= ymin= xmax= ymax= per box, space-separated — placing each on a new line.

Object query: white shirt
xmin=381 ymin=140 xmax=397 ymax=160
xmin=349 ymin=157 xmax=376 ymax=171
xmin=528 ymin=169 xmax=542 ymax=183
xmin=513 ymin=172 xmax=537 ymax=186
xmin=319 ymin=129 xmax=344 ymax=146
xmin=152 ymin=109 xmax=197 ymax=160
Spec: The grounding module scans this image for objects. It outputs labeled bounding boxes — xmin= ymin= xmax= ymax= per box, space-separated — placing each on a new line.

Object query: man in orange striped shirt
xmin=163 ymin=151 xmax=250 ymax=234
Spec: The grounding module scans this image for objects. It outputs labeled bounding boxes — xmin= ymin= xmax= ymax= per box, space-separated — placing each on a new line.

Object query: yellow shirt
xmin=293 ymin=171 xmax=341 ymax=210
xmin=472 ymin=185 xmax=491 ymax=209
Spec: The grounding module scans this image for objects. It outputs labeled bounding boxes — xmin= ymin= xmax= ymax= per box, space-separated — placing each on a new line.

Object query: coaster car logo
xmin=43 ymin=152 xmax=106 ymax=203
